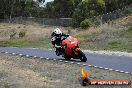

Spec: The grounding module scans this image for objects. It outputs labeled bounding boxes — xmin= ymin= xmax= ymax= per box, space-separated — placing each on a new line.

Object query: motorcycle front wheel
xmin=79 ymin=50 xmax=87 ymax=62
xmin=64 ymin=54 xmax=71 ymax=60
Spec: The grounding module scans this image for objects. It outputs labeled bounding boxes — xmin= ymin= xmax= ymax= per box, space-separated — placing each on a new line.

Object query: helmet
xmin=53 ymin=28 xmax=62 ymax=38
xmin=53 ymin=28 xmax=62 ymax=35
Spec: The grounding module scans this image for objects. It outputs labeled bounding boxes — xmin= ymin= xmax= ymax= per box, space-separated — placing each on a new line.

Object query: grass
xmin=0 ymin=53 xmax=132 ymax=88
xmin=0 ymin=15 xmax=132 ymax=52
xmin=107 ymin=40 xmax=126 ymax=49
xmin=127 ymin=26 xmax=132 ymax=32
xmin=0 ymin=38 xmax=52 ymax=48
xmin=0 ymin=22 xmax=54 ymax=49
xmin=73 ymin=25 xmax=132 ymax=52
xmin=0 ymin=26 xmax=131 ymax=52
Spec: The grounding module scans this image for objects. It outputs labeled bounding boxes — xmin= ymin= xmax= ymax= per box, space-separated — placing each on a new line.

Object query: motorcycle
xmin=51 ymin=36 xmax=87 ymax=62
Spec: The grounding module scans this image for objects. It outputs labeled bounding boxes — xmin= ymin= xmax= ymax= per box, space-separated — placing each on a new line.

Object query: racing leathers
xmin=51 ymin=32 xmax=69 ymax=56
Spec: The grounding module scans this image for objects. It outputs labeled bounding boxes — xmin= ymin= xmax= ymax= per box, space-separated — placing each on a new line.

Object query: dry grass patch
xmin=0 ymin=23 xmax=53 ymax=40
xmin=0 ymin=53 xmax=132 ymax=88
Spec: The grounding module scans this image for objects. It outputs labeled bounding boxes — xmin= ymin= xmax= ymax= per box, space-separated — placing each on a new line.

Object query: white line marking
xmin=19 ymin=54 xmax=23 ymax=56
xmin=83 ymin=64 xmax=86 ymax=66
xmin=109 ymin=69 xmax=113 ymax=71
xmin=48 ymin=49 xmax=52 ymax=50
xmin=26 ymin=55 xmax=29 ymax=57
xmin=120 ymin=71 xmax=124 ymax=73
xmin=5 ymin=52 xmax=8 ymax=54
xmin=3 ymin=50 xmax=131 ymax=74
xmin=29 ymin=48 xmax=38 ymax=49
xmin=94 ymin=66 xmax=98 ymax=68
xmin=11 ymin=47 xmax=18 ymax=48
xmin=59 ymin=60 xmax=63 ymax=62
xmin=12 ymin=53 xmax=16 ymax=55
xmin=40 ymin=57 xmax=44 ymax=59
xmin=99 ymin=67 xmax=103 ymax=69
xmin=65 ymin=61 xmax=68 ymax=63
xmin=115 ymin=70 xmax=119 ymax=72
xmin=46 ymin=58 xmax=49 ymax=60
xmin=70 ymin=62 xmax=74 ymax=64
xmin=33 ymin=56 xmax=37 ymax=58
xmin=124 ymin=72 xmax=129 ymax=74
xmin=77 ymin=63 xmax=81 ymax=65
xmin=88 ymin=65 xmax=92 ymax=67
xmin=104 ymin=68 xmax=108 ymax=70
xmin=118 ymin=55 xmax=122 ymax=56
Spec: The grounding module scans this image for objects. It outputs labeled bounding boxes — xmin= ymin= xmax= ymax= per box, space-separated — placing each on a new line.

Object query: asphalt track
xmin=0 ymin=47 xmax=132 ymax=73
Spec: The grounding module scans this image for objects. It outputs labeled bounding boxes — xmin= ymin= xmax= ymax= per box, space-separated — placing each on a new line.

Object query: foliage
xmin=105 ymin=0 xmax=132 ymax=12
xmin=80 ymin=19 xmax=92 ymax=28
xmin=72 ymin=1 xmax=88 ymax=27
xmin=73 ymin=0 xmax=82 ymax=8
xmin=10 ymin=30 xmax=17 ymax=39
xmin=19 ymin=31 xmax=26 ymax=38
xmin=72 ymin=0 xmax=105 ymax=28
xmin=127 ymin=26 xmax=132 ymax=32
xmin=45 ymin=0 xmax=75 ymax=18
xmin=0 ymin=0 xmax=131 ymax=28
xmin=0 ymin=0 xmax=46 ymax=19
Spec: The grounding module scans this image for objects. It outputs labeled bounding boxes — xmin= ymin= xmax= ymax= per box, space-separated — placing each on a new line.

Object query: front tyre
xmin=64 ymin=56 xmax=71 ymax=60
xmin=79 ymin=50 xmax=87 ymax=62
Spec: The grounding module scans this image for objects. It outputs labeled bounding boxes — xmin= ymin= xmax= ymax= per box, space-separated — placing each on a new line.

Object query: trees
xmin=72 ymin=0 xmax=89 ymax=27
xmin=0 ymin=0 xmax=16 ymax=19
xmin=73 ymin=0 xmax=82 ymax=8
xmin=0 ymin=0 xmax=131 ymax=27
xmin=45 ymin=2 xmax=55 ymax=18
xmin=72 ymin=0 xmax=132 ymax=28
xmin=105 ymin=0 xmax=132 ymax=12
xmin=72 ymin=0 xmax=105 ymax=27
xmin=45 ymin=0 xmax=74 ymax=18
xmin=0 ymin=0 xmax=44 ymax=19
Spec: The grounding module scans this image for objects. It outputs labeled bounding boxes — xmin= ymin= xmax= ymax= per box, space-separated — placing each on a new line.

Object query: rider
xmin=51 ymin=28 xmax=69 ymax=56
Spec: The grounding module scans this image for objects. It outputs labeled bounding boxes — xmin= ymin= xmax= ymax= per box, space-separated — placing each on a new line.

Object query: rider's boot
xmin=55 ymin=49 xmax=61 ymax=56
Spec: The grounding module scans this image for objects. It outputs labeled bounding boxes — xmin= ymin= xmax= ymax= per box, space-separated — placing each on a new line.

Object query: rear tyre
xmin=79 ymin=50 xmax=87 ymax=62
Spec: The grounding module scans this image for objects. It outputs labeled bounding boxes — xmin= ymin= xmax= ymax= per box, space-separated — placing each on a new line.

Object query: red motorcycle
xmin=51 ymin=36 xmax=87 ymax=62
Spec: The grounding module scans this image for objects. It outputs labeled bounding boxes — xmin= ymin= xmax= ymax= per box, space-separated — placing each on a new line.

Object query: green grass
xmin=106 ymin=40 xmax=132 ymax=52
xmin=0 ymin=28 xmax=131 ymax=52
xmin=77 ymin=27 xmax=132 ymax=52
xmin=127 ymin=6 xmax=132 ymax=14
xmin=0 ymin=38 xmax=52 ymax=48
xmin=127 ymin=26 xmax=132 ymax=32
xmin=0 ymin=26 xmax=132 ymax=52
xmin=105 ymin=27 xmax=132 ymax=52
xmin=107 ymin=40 xmax=126 ymax=49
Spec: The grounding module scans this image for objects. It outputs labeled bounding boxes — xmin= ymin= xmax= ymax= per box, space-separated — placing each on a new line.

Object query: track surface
xmin=0 ymin=47 xmax=132 ymax=73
